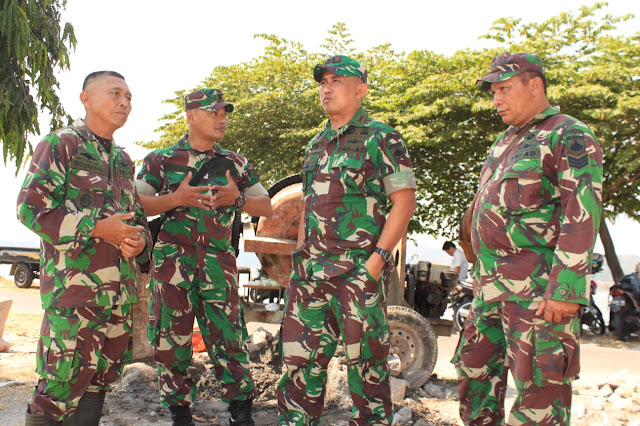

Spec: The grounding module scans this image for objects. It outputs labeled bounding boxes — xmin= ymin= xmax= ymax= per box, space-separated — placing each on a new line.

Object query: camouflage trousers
xmin=28 ymin=304 xmax=133 ymax=421
xmin=148 ymin=277 xmax=256 ymax=407
xmin=452 ymin=298 xmax=580 ymax=425
xmin=277 ymin=262 xmax=392 ymax=426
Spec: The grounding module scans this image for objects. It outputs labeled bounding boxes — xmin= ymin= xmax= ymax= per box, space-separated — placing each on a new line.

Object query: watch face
xmin=376 ymin=248 xmax=391 ymax=262
xmin=235 ymin=193 xmax=246 ymax=208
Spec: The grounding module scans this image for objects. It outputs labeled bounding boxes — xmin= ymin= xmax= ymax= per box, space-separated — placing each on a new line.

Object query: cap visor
xmin=203 ymin=102 xmax=234 ymax=112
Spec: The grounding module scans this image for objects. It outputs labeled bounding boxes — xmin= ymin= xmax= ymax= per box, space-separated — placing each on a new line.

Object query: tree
xmin=0 ymin=0 xmax=76 ymax=168
xmin=142 ymin=8 xmax=640 ymax=279
xmin=139 ymin=32 xmax=323 ymax=183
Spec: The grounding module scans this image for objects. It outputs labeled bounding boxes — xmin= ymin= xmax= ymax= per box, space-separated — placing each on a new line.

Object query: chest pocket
xmin=499 ymin=166 xmax=543 ymax=214
xmin=326 ymin=153 xmax=367 ymax=194
xmin=301 ymin=155 xmax=319 ymax=192
xmin=68 ymin=154 xmax=109 ymax=212
xmin=162 ymin=164 xmax=194 ymax=195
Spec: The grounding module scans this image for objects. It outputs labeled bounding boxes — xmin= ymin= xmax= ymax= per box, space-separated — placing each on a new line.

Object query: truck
xmin=241 ymin=175 xmax=455 ymax=387
xmin=0 ymin=246 xmax=40 ymax=288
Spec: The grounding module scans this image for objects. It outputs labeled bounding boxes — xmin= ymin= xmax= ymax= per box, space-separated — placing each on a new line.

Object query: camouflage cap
xmin=184 ymin=89 xmax=234 ymax=112
xmin=476 ymin=53 xmax=545 ymax=91
xmin=313 ymin=55 xmax=368 ymax=84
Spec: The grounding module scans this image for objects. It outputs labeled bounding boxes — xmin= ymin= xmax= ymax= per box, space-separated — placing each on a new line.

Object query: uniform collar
xmin=72 ymin=118 xmax=124 ymax=154
xmin=511 ymin=106 xmax=560 ymax=132
xmin=177 ymin=134 xmax=229 ymax=156
xmin=323 ymin=107 xmax=369 ymax=137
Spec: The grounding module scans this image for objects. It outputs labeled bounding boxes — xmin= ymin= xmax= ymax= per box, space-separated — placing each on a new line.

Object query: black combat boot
xmin=24 ymin=406 xmax=61 ymax=425
xmin=169 ymin=405 xmax=195 ymax=426
xmin=61 ymin=391 xmax=105 ymax=426
xmin=228 ymin=398 xmax=255 ymax=426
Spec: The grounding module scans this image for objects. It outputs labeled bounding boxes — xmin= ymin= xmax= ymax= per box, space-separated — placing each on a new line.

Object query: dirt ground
xmin=1 ymin=277 xmax=639 ymax=425
xmin=0 ymin=311 xmax=461 ymax=425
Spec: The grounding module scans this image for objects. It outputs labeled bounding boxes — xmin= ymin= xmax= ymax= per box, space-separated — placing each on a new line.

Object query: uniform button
xmin=66 ymin=252 xmax=73 ymax=258
xmin=559 ymin=289 xmax=567 ymax=296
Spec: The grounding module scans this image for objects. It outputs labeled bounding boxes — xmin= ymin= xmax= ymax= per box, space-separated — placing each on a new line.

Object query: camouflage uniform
xmin=452 ymin=53 xmax=603 ymax=425
xmin=136 ymin=91 xmax=265 ymax=408
xmin=16 ymin=119 xmax=150 ymax=421
xmin=277 ymin=56 xmax=417 ymax=426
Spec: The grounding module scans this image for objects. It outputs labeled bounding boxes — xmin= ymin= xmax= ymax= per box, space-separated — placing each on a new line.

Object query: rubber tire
xmin=614 ymin=303 xmax=631 ymax=342
xmin=453 ymin=298 xmax=473 ymax=332
xmin=588 ymin=307 xmax=606 ymax=335
xmin=387 ymin=305 xmax=438 ymax=381
xmin=14 ymin=262 xmax=34 ymax=288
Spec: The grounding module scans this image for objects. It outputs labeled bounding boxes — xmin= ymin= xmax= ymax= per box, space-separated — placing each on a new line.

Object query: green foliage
xmin=141 ymin=6 xmax=640 ymax=237
xmin=0 ymin=0 xmax=76 ymax=168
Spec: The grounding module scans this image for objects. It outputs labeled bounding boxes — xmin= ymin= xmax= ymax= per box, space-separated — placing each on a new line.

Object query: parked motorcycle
xmin=609 ymin=268 xmax=640 ymax=341
xmin=581 ymin=254 xmax=606 ymax=335
xmin=450 ymin=280 xmax=473 ymax=331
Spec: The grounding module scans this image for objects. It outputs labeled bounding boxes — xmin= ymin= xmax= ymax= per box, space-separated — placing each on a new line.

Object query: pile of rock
xmin=572 ymin=369 xmax=640 ymax=425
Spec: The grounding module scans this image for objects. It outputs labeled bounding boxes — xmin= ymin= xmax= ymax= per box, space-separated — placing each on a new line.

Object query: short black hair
xmin=82 ymin=71 xmax=126 ymax=90
xmin=519 ymin=71 xmax=547 ymax=95
xmin=443 ymin=241 xmax=456 ymax=251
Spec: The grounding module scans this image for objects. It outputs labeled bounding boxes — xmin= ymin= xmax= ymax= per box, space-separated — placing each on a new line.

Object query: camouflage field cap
xmin=184 ymin=89 xmax=234 ymax=112
xmin=313 ymin=55 xmax=368 ymax=84
xmin=476 ymin=53 xmax=545 ymax=91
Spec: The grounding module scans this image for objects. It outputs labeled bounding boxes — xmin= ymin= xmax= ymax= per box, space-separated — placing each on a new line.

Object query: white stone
xmin=607 ymin=369 xmax=631 ymax=390
xmin=422 ymin=382 xmax=445 ymax=399
xmin=572 ymin=402 xmax=587 ymax=419
xmin=121 ymin=362 xmax=157 ymax=389
xmin=251 ymin=327 xmax=271 ymax=349
xmin=610 ymin=394 xmax=633 ymax=410
xmin=614 ymin=382 xmax=636 ymax=398
xmin=598 ymin=384 xmax=613 ymax=397
xmin=590 ymin=396 xmax=607 ymax=411
xmin=391 ymin=406 xmax=412 ymax=425
xmin=390 ymin=377 xmax=409 ymax=403
xmin=404 ymin=369 xmax=431 ymax=389
xmin=388 ymin=354 xmax=402 ymax=377
xmin=444 ymin=387 xmax=458 ymax=399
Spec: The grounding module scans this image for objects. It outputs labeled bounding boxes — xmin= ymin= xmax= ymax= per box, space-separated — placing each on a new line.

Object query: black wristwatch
xmin=234 ymin=192 xmax=246 ymax=208
xmin=373 ymin=247 xmax=392 ymax=262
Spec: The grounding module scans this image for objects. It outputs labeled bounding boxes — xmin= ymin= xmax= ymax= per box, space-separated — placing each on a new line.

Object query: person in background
xmin=442 ymin=241 xmax=469 ymax=282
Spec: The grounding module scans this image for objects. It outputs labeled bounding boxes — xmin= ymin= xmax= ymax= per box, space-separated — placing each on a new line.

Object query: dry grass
xmin=0 ymin=275 xmax=40 ymax=294
xmin=1 ymin=312 xmax=42 ymax=382
xmin=4 ymin=312 xmax=42 ymax=338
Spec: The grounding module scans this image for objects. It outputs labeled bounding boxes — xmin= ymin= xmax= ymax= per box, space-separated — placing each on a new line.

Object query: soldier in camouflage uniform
xmin=452 ymin=53 xmax=603 ymax=425
xmin=16 ymin=71 xmax=151 ymax=426
xmin=136 ymin=89 xmax=273 ymax=426
xmin=277 ymin=55 xmax=417 ymax=426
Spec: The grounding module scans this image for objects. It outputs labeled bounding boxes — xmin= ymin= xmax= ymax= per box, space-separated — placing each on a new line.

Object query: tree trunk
xmin=599 ymin=219 xmax=624 ymax=283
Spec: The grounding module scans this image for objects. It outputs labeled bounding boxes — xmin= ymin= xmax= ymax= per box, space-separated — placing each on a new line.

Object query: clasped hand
xmin=92 ymin=212 xmax=146 ymax=259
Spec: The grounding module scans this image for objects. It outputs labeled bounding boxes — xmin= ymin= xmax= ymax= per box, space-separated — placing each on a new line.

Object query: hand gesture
xmin=211 ymin=170 xmax=241 ymax=209
xmin=535 ymin=299 xmax=580 ymax=323
xmin=173 ymin=171 xmax=213 ymax=210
